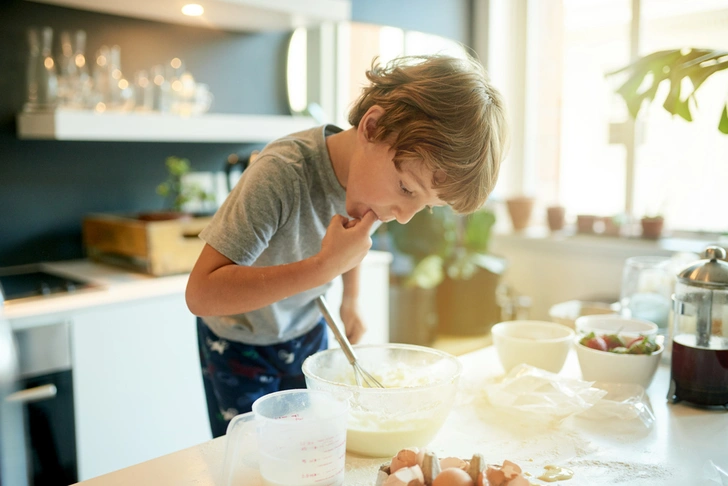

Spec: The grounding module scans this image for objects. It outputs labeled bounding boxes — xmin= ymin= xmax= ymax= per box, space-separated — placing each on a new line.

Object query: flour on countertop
xmin=566 ymin=459 xmax=673 ymax=484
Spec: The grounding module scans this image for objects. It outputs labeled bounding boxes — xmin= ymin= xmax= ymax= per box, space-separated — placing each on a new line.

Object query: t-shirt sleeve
xmin=199 ymin=156 xmax=298 ymax=266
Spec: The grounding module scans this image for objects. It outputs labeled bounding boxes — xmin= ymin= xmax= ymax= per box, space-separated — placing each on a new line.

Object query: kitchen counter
xmin=73 ymin=345 xmax=728 ymax=486
xmin=1 ymin=250 xmax=393 ymax=326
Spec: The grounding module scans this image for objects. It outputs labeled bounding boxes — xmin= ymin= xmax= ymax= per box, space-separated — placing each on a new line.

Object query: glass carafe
xmin=25 ymin=27 xmax=58 ymax=111
xmin=669 ymin=246 xmax=728 ymax=407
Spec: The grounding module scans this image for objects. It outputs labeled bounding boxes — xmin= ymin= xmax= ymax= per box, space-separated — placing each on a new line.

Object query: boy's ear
xmin=359 ymin=105 xmax=385 ymax=142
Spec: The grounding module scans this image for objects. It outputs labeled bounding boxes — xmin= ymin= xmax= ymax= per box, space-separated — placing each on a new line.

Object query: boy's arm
xmin=340 ymin=264 xmax=367 ymax=344
xmin=186 ymin=212 xmax=377 ymax=317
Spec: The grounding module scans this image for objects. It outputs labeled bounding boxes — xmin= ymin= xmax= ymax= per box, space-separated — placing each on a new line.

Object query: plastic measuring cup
xmin=221 ymin=389 xmax=348 ymax=486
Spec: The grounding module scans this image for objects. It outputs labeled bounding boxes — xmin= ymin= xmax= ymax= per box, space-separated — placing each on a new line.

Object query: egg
xmin=439 ymin=457 xmax=469 ymax=471
xmin=432 ymin=467 xmax=474 ymax=486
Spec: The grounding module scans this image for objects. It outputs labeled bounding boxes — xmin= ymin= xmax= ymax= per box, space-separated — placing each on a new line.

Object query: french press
xmin=669 ymin=246 xmax=728 ymax=407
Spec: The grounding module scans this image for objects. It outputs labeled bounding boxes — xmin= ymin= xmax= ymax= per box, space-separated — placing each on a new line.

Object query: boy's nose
xmin=394 ymin=205 xmax=419 ymax=224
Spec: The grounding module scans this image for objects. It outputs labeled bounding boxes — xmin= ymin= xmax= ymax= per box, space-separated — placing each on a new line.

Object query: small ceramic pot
xmin=506 ymin=197 xmax=535 ymax=231
xmin=576 ymin=214 xmax=597 ymax=234
xmin=641 ymin=217 xmax=664 ymax=239
xmin=546 ymin=206 xmax=566 ymax=232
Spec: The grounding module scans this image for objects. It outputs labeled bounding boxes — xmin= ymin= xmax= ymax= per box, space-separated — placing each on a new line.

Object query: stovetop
xmin=0 ymin=264 xmax=101 ymax=303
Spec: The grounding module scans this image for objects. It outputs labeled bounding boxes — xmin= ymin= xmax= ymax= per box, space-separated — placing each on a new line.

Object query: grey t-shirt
xmin=199 ymin=124 xmax=347 ymax=345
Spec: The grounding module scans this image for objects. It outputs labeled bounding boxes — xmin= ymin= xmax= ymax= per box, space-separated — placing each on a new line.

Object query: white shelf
xmin=17 ymin=109 xmax=318 ymax=143
xmin=26 ymin=0 xmax=351 ymax=32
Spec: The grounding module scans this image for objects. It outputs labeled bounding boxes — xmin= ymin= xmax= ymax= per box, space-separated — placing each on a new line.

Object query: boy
xmin=186 ymin=54 xmax=508 ymax=437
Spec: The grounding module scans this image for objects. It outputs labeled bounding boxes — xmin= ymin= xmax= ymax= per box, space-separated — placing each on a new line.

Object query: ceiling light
xmin=181 ymin=4 xmax=204 ymax=16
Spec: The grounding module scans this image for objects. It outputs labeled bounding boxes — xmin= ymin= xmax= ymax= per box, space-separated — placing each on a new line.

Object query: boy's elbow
xmin=185 ymin=281 xmax=205 ymax=316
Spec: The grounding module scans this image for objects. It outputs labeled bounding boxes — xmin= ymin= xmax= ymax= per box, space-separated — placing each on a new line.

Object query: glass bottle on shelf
xmin=107 ymin=45 xmax=134 ymax=111
xmin=133 ymin=70 xmax=154 ymax=111
xmin=25 ymin=27 xmax=58 ymax=111
xmin=68 ymin=30 xmax=91 ymax=108
xmin=38 ymin=27 xmax=58 ymax=108
xmin=25 ymin=28 xmax=39 ymax=109
xmin=91 ymin=45 xmax=111 ymax=110
xmin=57 ymin=30 xmax=73 ymax=104
xmin=151 ymin=64 xmax=171 ymax=112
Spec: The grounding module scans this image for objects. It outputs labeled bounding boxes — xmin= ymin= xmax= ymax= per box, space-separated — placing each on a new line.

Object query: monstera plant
xmin=608 ymin=48 xmax=728 ymax=134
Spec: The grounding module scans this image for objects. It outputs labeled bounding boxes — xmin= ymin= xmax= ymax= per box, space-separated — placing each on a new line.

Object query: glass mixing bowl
xmin=302 ymin=343 xmax=462 ymax=457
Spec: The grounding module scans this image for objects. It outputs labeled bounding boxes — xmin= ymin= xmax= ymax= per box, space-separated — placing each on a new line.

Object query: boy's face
xmin=346 ymin=139 xmax=445 ymax=224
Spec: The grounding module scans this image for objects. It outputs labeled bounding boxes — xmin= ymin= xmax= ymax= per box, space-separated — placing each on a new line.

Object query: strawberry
xmin=579 ymin=332 xmax=608 ymax=351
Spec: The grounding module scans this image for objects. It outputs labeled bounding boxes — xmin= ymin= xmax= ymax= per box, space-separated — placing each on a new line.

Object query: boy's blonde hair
xmin=348 ymin=54 xmax=508 ymax=214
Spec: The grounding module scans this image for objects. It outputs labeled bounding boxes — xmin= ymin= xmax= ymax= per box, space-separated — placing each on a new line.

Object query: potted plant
xmin=608 ymin=48 xmax=728 ymax=134
xmin=139 ymin=156 xmax=216 ymax=221
xmin=640 ymin=215 xmax=664 ymax=240
xmin=385 ymin=206 xmax=506 ymax=341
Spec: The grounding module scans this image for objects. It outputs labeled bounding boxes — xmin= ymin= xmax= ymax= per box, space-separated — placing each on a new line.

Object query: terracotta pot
xmin=576 ymin=214 xmax=597 ymax=234
xmin=641 ymin=217 xmax=664 ymax=239
xmin=506 ymin=197 xmax=535 ymax=231
xmin=546 ymin=206 xmax=566 ymax=232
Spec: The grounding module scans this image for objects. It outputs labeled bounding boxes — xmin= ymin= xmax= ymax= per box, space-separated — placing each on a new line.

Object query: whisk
xmin=316 ymin=296 xmax=385 ymax=388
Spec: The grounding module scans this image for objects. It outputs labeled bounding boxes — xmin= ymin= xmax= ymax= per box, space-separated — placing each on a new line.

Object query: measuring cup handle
xmin=220 ymin=412 xmax=257 ymax=485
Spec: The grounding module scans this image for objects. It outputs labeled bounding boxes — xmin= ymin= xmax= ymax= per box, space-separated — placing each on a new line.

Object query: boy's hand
xmin=320 ymin=211 xmax=378 ymax=275
xmin=340 ymin=297 xmax=366 ymax=344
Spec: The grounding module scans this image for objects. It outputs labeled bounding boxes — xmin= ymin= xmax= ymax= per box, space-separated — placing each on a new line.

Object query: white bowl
xmin=491 ymin=320 xmax=575 ymax=373
xmin=302 ymin=344 xmax=462 ymax=457
xmin=574 ymin=338 xmax=663 ymax=389
xmin=575 ymin=315 xmax=658 ymax=339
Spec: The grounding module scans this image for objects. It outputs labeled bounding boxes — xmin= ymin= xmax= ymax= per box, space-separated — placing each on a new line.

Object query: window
xmin=489 ymin=0 xmax=728 ymax=234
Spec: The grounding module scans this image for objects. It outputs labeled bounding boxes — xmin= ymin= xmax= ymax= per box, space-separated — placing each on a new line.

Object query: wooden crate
xmin=83 ymin=213 xmax=212 ymax=276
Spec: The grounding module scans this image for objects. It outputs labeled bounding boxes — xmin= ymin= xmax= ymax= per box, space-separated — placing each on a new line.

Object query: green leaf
xmin=662 ymin=77 xmax=692 ymax=121
xmin=387 ymin=206 xmax=456 ymax=263
xmin=463 ymin=210 xmax=495 ymax=253
xmin=720 ymin=105 xmax=728 ymax=134
xmin=608 ymin=48 xmax=728 ymax=135
xmin=405 ymin=255 xmax=444 ymax=289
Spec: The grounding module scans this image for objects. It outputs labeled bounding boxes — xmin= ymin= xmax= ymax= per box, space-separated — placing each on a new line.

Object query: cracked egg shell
xmin=391 ymin=448 xmax=422 ymax=473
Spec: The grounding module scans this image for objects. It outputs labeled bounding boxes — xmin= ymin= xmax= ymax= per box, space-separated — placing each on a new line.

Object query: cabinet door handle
xmin=5 ymin=384 xmax=57 ymax=403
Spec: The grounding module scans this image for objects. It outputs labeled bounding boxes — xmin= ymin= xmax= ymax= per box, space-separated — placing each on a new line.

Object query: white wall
xmin=490 ymin=232 xmax=710 ymax=320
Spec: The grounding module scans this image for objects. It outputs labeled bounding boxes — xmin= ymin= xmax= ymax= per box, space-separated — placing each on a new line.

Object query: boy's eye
xmin=399 ymin=181 xmax=414 ymax=196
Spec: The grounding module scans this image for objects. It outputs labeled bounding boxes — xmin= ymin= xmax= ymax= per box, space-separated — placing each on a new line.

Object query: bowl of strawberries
xmin=574 ymin=324 xmax=663 ymax=389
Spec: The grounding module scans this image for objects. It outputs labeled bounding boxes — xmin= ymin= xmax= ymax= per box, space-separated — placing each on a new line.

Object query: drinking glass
xmin=620 ymin=256 xmax=673 ymax=332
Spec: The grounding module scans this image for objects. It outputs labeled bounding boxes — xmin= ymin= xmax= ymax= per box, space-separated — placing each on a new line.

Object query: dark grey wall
xmin=352 ymin=0 xmax=471 ymax=45
xmin=0 ymin=0 xmax=471 ymax=267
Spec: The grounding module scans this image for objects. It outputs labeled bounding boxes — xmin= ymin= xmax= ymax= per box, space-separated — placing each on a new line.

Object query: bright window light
xmin=181 ymin=4 xmax=204 ymax=16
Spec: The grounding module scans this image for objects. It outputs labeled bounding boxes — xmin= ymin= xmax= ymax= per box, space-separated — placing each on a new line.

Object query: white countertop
xmin=1 ymin=251 xmax=393 ymax=327
xmin=73 ymin=345 xmax=728 ymax=486
xmin=1 ymin=260 xmax=189 ymax=326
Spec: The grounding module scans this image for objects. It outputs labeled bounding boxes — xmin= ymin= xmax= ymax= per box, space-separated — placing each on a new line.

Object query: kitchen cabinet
xmin=25 ymin=0 xmax=351 ymax=33
xmin=17 ymin=109 xmax=317 ymax=143
xmin=70 ymin=293 xmax=209 ymax=481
